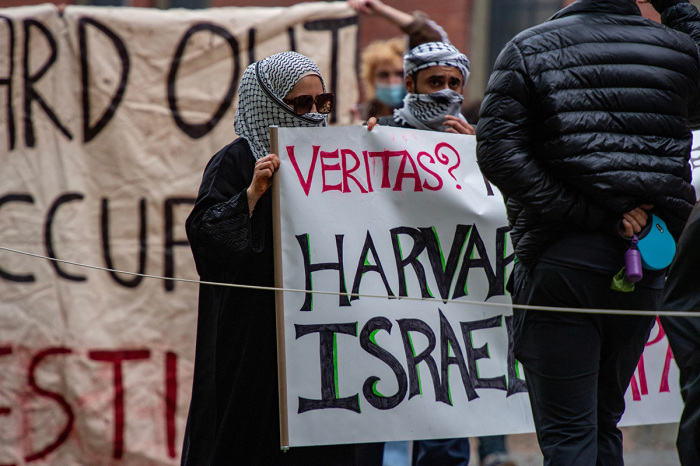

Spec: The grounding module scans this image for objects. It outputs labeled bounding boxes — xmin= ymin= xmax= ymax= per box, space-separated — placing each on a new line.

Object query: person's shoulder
xmin=376 ymin=114 xmax=407 ymax=127
xmin=204 ymin=138 xmax=253 ymax=174
xmin=220 ymin=137 xmax=252 ymax=157
xmin=363 ymin=99 xmax=393 ymax=120
xmin=376 ymin=115 xmax=395 ymax=126
xmin=505 ymin=9 xmax=663 ymax=53
xmin=212 ymin=138 xmax=254 ymax=163
xmin=505 ymin=13 xmax=567 ymax=47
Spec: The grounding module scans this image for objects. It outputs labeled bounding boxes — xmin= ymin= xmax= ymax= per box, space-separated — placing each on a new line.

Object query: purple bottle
xmin=625 ymin=235 xmax=643 ymax=283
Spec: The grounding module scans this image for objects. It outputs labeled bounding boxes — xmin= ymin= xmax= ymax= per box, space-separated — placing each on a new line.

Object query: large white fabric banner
xmin=0 ymin=3 xmax=357 ymax=464
xmin=274 ymin=125 xmax=692 ymax=447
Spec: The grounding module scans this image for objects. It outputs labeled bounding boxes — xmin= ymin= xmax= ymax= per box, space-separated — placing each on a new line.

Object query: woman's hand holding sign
xmin=247 ymin=153 xmax=280 ymax=216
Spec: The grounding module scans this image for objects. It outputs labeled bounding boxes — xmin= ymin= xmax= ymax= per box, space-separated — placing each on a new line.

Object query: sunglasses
xmin=283 ymin=93 xmax=335 ymax=115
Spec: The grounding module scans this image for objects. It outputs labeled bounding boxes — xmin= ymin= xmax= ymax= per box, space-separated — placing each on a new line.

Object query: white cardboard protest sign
xmin=273 ymin=125 xmax=684 ymax=447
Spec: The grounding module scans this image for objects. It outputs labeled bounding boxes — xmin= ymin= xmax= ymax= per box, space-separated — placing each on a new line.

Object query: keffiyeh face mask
xmin=394 ymin=89 xmax=465 ymax=132
xmin=234 ymin=52 xmax=328 ymax=160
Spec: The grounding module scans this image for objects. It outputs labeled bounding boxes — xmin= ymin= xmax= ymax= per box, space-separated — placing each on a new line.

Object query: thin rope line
xmin=0 ymin=245 xmax=691 ymax=317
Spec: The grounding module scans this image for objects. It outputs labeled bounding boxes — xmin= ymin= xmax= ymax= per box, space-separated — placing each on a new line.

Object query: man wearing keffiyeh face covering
xmin=367 ymin=41 xmax=486 ymax=466
xmin=368 ymin=41 xmax=474 ymax=135
xmin=181 ymin=52 xmax=359 ymax=465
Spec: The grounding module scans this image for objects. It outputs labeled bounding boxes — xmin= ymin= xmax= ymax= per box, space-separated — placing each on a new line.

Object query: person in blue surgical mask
xmin=375 ymin=70 xmax=406 ymax=108
xmin=356 ymin=37 xmax=407 ymax=122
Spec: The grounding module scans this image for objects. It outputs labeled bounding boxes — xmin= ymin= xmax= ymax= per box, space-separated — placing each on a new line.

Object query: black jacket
xmin=476 ymin=0 xmax=700 ymax=269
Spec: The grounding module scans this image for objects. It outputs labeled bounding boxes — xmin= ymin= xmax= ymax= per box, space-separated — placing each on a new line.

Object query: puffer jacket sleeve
xmin=476 ymin=41 xmax=612 ymax=231
xmin=658 ymin=0 xmax=700 ymax=128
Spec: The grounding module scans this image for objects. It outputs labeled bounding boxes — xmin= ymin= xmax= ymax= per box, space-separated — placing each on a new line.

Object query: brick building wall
xmin=204 ymin=0 xmax=475 ymax=71
xmin=1 ymin=0 xmax=473 ymax=61
xmin=0 ymin=0 xmax=687 ymax=100
xmin=351 ymin=0 xmax=473 ymax=60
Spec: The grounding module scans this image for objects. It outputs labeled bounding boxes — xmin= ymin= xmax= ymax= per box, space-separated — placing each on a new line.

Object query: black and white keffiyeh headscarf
xmin=394 ymin=42 xmax=471 ymax=132
xmin=234 ymin=52 xmax=327 ymax=160
xmin=403 ymin=42 xmax=470 ymax=83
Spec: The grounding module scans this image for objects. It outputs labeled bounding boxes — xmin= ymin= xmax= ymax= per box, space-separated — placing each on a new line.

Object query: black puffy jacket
xmin=476 ymin=0 xmax=700 ymax=269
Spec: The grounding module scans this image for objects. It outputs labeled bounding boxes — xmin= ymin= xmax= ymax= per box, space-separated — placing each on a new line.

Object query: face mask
xmin=375 ymin=83 xmax=407 ymax=108
xmin=395 ymin=88 xmax=465 ymax=132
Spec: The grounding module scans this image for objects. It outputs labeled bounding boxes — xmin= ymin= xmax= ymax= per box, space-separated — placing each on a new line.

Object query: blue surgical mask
xmin=375 ymin=83 xmax=407 ymax=108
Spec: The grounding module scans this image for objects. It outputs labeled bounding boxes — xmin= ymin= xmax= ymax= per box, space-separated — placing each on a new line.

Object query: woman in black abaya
xmin=181 ymin=52 xmax=356 ymax=465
